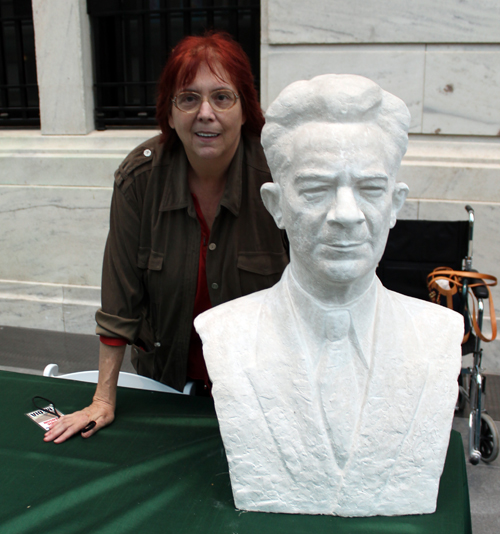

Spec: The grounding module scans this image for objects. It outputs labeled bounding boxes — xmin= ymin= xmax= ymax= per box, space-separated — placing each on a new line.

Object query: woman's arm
xmin=43 ymin=342 xmax=126 ymax=444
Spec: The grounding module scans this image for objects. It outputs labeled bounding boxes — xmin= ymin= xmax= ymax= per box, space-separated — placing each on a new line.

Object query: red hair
xmin=156 ymin=31 xmax=264 ymax=144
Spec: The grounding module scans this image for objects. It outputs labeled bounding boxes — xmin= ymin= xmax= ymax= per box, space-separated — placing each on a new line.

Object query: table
xmin=0 ymin=370 xmax=471 ymax=533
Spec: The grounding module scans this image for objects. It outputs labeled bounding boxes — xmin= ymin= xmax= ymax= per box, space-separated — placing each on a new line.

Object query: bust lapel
xmin=245 ymin=283 xmax=343 ymax=488
xmin=337 ymin=286 xmax=430 ymax=513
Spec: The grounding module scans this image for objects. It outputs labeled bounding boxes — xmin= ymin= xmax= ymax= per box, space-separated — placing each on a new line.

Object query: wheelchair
xmin=377 ymin=205 xmax=499 ymax=464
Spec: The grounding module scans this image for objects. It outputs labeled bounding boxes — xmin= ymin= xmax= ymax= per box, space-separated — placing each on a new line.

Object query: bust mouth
xmin=324 ymin=241 xmax=366 ymax=249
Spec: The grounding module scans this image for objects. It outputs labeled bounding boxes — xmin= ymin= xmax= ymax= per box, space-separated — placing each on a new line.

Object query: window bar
xmin=14 ymin=17 xmax=29 ymax=121
xmin=160 ymin=1 xmax=168 ymax=87
xmin=95 ymin=17 xmax=108 ymax=130
xmin=0 ymin=21 xmax=9 ymax=113
xmin=117 ymin=11 xmax=126 ymax=120
xmin=93 ymin=16 xmax=103 ymax=130
xmin=230 ymin=0 xmax=239 ymax=41
xmin=207 ymin=0 xmax=215 ymax=29
xmin=183 ymin=0 xmax=192 ymax=36
xmin=22 ymin=19 xmax=37 ymax=117
xmin=251 ymin=3 xmax=260 ymax=92
xmin=140 ymin=7 xmax=148 ymax=118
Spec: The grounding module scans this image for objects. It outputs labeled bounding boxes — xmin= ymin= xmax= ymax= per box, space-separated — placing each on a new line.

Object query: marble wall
xmin=0 ymin=130 xmax=155 ymax=335
xmin=266 ymin=0 xmax=500 ymax=44
xmin=261 ymin=45 xmax=425 ymax=132
xmin=1 ymin=0 xmax=498 ymax=370
xmin=423 ymin=46 xmax=500 ymax=136
xmin=261 ymin=44 xmax=500 ymax=135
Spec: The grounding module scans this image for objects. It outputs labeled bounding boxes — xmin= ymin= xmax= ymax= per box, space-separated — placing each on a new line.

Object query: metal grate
xmin=87 ymin=0 xmax=260 ymax=130
xmin=0 ymin=0 xmax=39 ymax=127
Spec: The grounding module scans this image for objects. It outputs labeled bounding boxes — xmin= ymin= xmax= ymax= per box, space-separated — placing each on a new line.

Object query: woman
xmin=44 ymin=32 xmax=288 ymax=443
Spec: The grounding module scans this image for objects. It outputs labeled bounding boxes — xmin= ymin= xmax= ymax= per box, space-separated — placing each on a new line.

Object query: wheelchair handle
xmin=465 ymin=205 xmax=474 ymax=269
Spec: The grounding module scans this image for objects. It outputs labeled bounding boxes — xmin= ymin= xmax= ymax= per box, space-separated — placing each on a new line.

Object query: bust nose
xmin=326 ymin=186 xmax=365 ymax=226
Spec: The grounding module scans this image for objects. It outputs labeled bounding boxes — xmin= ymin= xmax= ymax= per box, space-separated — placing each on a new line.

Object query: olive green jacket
xmin=96 ymin=134 xmax=288 ymax=391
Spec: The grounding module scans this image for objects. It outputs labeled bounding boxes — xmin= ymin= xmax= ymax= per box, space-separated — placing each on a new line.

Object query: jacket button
xmin=208 ymin=243 xmax=216 ymax=251
xmin=211 ymin=282 xmax=219 ymax=290
xmin=143 ymin=149 xmax=152 ymax=157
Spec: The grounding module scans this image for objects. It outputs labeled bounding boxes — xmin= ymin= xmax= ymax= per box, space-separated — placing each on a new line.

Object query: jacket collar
xmin=157 ymin=138 xmax=244 ymax=217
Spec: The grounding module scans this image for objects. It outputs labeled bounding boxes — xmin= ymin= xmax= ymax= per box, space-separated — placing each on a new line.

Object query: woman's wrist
xmin=92 ymin=395 xmax=116 ymax=409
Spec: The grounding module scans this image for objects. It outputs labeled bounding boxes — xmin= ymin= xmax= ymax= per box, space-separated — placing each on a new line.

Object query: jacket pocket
xmin=137 ymin=248 xmax=164 ymax=341
xmin=237 ymin=251 xmax=288 ymax=295
xmin=137 ymin=247 xmax=164 ymax=270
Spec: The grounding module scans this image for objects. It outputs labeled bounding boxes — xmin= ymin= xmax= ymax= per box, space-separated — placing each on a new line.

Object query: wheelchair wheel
xmin=480 ymin=413 xmax=499 ymax=463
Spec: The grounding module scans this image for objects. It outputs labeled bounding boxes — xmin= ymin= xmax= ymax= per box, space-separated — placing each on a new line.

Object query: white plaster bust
xmin=195 ymin=74 xmax=463 ymax=517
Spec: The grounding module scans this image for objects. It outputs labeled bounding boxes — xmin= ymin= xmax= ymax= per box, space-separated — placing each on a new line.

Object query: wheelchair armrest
xmin=463 ymin=269 xmax=489 ymax=299
xmin=472 ymin=284 xmax=489 ymax=299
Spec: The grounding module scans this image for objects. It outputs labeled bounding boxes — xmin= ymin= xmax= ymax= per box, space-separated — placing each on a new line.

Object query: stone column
xmin=32 ymin=0 xmax=94 ymax=134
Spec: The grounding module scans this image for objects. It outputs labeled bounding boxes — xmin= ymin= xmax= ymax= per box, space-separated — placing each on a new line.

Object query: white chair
xmin=43 ymin=363 xmax=196 ymax=395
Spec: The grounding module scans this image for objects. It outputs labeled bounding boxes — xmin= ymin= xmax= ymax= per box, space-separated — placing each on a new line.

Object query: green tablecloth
xmin=0 ymin=370 xmax=471 ymax=534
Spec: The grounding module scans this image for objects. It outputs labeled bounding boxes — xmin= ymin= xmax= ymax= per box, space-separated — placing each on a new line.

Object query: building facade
xmin=1 ymin=0 xmax=499 ymax=369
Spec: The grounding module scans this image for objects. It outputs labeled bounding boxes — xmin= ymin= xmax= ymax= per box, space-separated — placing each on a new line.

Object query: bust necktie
xmin=316 ymin=308 xmax=360 ymax=470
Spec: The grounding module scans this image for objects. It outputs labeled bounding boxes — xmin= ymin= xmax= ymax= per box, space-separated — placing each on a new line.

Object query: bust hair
xmin=261 ymin=74 xmax=411 ymax=183
xmin=156 ymin=31 xmax=264 ymax=144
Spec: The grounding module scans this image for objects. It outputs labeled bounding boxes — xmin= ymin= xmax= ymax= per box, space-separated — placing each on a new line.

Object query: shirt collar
xmin=282 ymin=266 xmax=379 ymax=370
xmin=158 ymin=138 xmax=243 ymax=217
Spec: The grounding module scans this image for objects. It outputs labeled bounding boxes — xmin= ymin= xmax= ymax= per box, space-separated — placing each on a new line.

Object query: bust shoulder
xmin=383 ymin=285 xmax=464 ymax=333
xmin=377 ymin=284 xmax=463 ymax=380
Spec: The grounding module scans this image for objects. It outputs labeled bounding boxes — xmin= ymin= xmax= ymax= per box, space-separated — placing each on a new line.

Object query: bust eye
xmin=358 ymin=180 xmax=387 ymax=197
xmin=300 ymin=187 xmax=328 ymax=201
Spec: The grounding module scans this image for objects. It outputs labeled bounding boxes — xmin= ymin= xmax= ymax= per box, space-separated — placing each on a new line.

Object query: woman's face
xmin=168 ymin=62 xmax=245 ymax=169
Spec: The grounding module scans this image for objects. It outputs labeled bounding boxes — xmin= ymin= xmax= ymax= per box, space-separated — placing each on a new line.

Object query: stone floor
xmin=1 ymin=325 xmax=499 ymax=533
xmin=0 ymin=324 xmax=135 ymax=375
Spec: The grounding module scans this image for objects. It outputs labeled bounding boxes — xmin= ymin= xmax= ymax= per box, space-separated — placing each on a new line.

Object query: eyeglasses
xmin=32 ymin=396 xmax=62 ymax=418
xmin=171 ymin=89 xmax=240 ymax=113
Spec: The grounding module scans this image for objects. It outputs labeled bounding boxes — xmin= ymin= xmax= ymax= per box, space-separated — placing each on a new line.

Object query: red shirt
xmin=186 ymin=193 xmax=212 ymax=387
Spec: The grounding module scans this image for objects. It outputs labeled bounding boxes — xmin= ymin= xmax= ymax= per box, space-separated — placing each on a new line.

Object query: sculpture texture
xmin=194 ymin=74 xmax=463 ymax=517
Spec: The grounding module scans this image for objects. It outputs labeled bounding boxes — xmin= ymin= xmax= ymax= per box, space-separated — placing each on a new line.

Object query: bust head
xmin=261 ymin=74 xmax=410 ymax=304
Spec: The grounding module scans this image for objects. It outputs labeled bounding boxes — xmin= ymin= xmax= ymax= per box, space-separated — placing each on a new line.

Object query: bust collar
xmin=282 ymin=266 xmax=379 ymax=370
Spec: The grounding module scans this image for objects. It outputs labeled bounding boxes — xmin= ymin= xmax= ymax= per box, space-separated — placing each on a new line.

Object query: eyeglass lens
xmin=175 ymin=90 xmax=236 ymax=112
xmin=32 ymin=396 xmax=61 ymax=418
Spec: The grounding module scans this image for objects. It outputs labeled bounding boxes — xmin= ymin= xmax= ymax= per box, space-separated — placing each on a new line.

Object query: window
xmin=87 ymin=0 xmax=260 ymax=129
xmin=0 ymin=0 xmax=39 ymax=127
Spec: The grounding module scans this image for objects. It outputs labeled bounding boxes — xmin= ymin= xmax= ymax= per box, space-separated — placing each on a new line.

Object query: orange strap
xmin=427 ymin=267 xmax=497 ymax=343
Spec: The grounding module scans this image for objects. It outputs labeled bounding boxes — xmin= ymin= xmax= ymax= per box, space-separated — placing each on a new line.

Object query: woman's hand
xmin=43 ymin=397 xmax=115 ymax=443
xmin=43 ymin=341 xmax=126 ymax=444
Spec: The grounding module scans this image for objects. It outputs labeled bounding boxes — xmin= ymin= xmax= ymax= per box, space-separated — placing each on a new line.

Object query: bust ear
xmin=390 ymin=182 xmax=409 ymax=228
xmin=261 ymin=182 xmax=285 ymax=229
